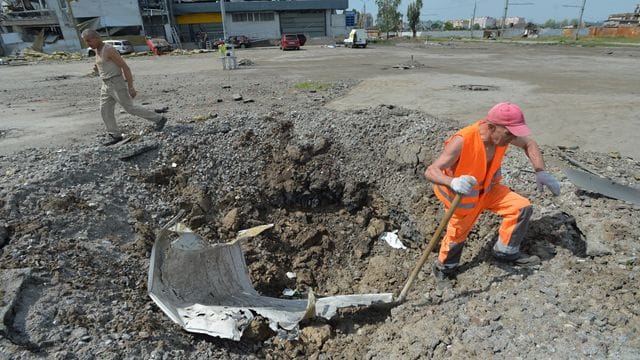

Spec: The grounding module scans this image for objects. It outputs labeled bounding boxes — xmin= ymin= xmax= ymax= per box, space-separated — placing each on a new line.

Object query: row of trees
xmin=373 ymin=0 xmax=587 ymax=37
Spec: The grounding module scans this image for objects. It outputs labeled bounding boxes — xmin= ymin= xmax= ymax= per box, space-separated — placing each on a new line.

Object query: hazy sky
xmin=355 ymin=0 xmax=638 ymax=23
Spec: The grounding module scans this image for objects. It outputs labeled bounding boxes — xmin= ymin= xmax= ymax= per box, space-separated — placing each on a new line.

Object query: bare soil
xmin=1 ymin=41 xmax=639 ymax=359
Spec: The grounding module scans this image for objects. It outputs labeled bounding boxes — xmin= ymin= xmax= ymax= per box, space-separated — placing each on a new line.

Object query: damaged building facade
xmin=1 ymin=0 xmax=348 ymax=55
xmin=0 ymin=0 xmax=147 ymax=53
xmin=589 ymin=4 xmax=640 ymax=38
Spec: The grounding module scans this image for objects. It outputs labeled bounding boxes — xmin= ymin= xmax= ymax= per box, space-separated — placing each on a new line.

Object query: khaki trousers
xmin=100 ymin=75 xmax=161 ymax=135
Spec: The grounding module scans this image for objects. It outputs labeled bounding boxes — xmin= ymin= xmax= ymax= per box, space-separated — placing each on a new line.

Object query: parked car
xmin=344 ymin=29 xmax=368 ymax=48
xmin=296 ymin=34 xmax=307 ymax=46
xmin=280 ymin=34 xmax=300 ymax=50
xmin=104 ymin=40 xmax=135 ymax=54
xmin=145 ymin=37 xmax=172 ymax=55
xmin=83 ymin=39 xmax=134 ymax=57
xmin=214 ymin=35 xmax=251 ymax=49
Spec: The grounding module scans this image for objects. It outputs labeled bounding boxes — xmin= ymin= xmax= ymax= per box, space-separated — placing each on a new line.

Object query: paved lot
xmin=1 ymin=41 xmax=639 ymax=159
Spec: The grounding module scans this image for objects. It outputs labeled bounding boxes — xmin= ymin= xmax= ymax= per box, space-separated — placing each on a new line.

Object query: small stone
xmin=232 ymin=94 xmax=243 ymax=101
xmin=366 ymin=218 xmax=385 ymax=239
xmin=301 ymin=324 xmax=332 ymax=347
xmin=222 ymin=208 xmax=239 ymax=231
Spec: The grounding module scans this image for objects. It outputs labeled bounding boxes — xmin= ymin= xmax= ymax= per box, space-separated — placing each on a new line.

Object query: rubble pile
xmin=0 ymin=78 xmax=639 ymax=359
xmin=20 ymin=48 xmax=83 ymax=61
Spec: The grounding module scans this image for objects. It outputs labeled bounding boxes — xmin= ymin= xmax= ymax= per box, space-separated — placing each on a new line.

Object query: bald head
xmin=81 ymin=29 xmax=100 ymax=40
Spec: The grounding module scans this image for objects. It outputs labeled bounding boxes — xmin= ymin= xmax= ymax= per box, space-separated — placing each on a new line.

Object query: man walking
xmin=81 ymin=29 xmax=167 ymax=145
xmin=424 ymin=102 xmax=560 ymax=281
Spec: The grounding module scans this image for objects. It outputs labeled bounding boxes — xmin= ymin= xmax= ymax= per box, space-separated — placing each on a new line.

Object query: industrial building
xmin=0 ymin=0 xmax=349 ymax=54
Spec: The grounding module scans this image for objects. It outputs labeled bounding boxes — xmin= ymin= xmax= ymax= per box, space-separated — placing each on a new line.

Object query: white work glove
xmin=535 ymin=170 xmax=560 ymax=196
xmin=450 ymin=175 xmax=478 ymax=195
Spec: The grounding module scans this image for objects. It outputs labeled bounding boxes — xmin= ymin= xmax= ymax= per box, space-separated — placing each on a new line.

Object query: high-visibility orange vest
xmin=433 ymin=121 xmax=507 ymax=214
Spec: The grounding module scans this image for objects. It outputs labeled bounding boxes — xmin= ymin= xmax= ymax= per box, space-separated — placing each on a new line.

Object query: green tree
xmin=543 ymin=19 xmax=557 ymax=28
xmin=559 ymin=19 xmax=569 ymax=27
xmin=444 ymin=21 xmax=454 ymax=31
xmin=431 ymin=20 xmax=443 ymax=30
xmin=407 ymin=0 xmax=423 ymax=38
xmin=569 ymin=18 xmax=579 ymax=27
xmin=376 ymin=0 xmax=402 ymax=38
xmin=472 ymin=23 xmax=481 ymax=30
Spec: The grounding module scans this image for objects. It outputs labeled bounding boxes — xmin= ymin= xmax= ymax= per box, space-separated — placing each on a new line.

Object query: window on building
xmin=259 ymin=13 xmax=274 ymax=21
xmin=231 ymin=12 xmax=275 ymax=22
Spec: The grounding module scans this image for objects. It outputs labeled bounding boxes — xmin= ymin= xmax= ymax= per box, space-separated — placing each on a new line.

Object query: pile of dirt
xmin=0 ymin=78 xmax=639 ymax=359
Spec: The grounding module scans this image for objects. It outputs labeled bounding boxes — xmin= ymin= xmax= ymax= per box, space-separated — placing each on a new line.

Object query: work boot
xmin=154 ymin=116 xmax=167 ymax=131
xmin=492 ymin=251 xmax=541 ymax=266
xmin=433 ymin=263 xmax=456 ymax=290
xmin=102 ymin=133 xmax=124 ymax=146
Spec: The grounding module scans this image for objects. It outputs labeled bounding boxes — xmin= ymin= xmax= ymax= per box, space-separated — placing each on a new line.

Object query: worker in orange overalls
xmin=424 ymin=102 xmax=560 ymax=281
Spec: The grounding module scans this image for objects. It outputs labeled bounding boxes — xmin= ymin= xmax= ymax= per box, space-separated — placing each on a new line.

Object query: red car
xmin=280 ymin=34 xmax=300 ymax=50
xmin=296 ymin=34 xmax=307 ymax=46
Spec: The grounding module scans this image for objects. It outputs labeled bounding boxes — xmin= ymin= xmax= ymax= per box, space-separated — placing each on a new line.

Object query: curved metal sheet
xmin=148 ymin=223 xmax=393 ymax=340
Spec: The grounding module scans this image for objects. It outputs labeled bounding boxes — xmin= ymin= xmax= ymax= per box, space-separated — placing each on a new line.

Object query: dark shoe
xmin=154 ymin=116 xmax=167 ymax=131
xmin=433 ymin=263 xmax=456 ymax=289
xmin=493 ymin=252 xmax=541 ymax=266
xmin=102 ymin=134 xmax=123 ymax=146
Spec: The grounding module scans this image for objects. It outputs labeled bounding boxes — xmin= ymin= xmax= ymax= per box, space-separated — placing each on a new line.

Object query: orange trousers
xmin=437 ymin=184 xmax=532 ymax=269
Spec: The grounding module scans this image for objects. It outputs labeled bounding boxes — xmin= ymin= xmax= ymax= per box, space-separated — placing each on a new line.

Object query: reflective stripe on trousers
xmin=437 ymin=183 xmax=532 ymax=268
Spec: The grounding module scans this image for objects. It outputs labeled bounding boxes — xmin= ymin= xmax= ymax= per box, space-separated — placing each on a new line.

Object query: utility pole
xmin=500 ymin=1 xmax=533 ymax=38
xmin=364 ymin=0 xmax=367 ymax=28
xmin=470 ymin=0 xmax=476 ymax=37
xmin=501 ymin=0 xmax=508 ymax=36
xmin=563 ymin=0 xmax=587 ymax=40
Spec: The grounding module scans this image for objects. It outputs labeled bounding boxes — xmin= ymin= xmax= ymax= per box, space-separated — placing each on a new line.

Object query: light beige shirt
xmin=96 ymin=44 xmax=122 ymax=80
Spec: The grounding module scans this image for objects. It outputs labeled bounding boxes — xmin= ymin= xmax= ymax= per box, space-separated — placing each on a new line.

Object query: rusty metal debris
xmin=148 ymin=218 xmax=393 ymax=341
xmin=564 ymin=167 xmax=640 ymax=206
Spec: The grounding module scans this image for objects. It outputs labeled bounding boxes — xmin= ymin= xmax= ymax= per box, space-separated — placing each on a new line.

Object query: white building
xmin=499 ymin=16 xmax=526 ymax=28
xmin=472 ymin=16 xmax=496 ymax=29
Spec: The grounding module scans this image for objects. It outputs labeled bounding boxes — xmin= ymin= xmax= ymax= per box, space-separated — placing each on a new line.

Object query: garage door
xmin=279 ymin=11 xmax=326 ymax=37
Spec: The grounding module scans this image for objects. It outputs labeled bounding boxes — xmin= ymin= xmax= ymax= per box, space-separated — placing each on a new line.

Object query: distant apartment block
xmin=472 ymin=16 xmax=496 ymax=29
xmin=498 ymin=16 xmax=526 ymax=28
xmin=450 ymin=19 xmax=469 ymax=29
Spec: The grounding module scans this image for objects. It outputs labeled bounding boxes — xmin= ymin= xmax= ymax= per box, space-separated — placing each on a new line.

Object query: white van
xmin=344 ymin=29 xmax=368 ymax=48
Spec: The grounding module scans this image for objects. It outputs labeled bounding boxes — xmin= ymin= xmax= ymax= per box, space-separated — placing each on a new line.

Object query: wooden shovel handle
xmin=396 ymin=193 xmax=462 ymax=303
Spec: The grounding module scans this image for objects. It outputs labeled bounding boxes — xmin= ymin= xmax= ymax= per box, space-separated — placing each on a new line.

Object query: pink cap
xmin=486 ymin=102 xmax=531 ymax=137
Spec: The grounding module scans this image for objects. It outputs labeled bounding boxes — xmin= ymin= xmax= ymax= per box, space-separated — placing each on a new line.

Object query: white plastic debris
xmin=286 ymin=272 xmax=296 ymax=279
xmin=282 ymin=288 xmax=298 ymax=296
xmin=379 ymin=230 xmax=406 ymax=250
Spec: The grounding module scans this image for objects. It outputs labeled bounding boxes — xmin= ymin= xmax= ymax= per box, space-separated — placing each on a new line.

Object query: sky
xmin=354 ymin=0 xmax=639 ymax=24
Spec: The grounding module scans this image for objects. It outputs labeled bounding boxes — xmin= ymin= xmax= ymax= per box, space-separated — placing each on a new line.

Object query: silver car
xmin=104 ymin=40 xmax=135 ymax=55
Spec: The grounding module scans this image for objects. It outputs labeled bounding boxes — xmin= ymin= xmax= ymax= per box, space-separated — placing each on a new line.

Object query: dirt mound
xmin=1 ymin=79 xmax=639 ymax=359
